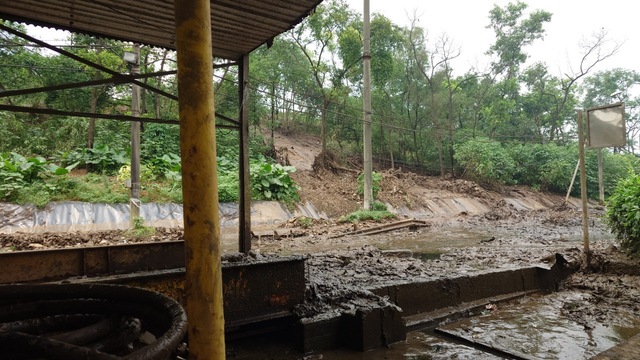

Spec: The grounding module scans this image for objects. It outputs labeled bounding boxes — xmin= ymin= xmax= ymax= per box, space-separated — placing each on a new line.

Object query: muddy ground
xmin=2 ymin=130 xmax=640 ymax=358
xmin=2 ymin=170 xmax=640 ymax=359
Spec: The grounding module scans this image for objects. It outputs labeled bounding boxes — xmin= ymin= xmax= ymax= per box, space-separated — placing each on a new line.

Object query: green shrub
xmin=357 ymin=171 xmax=383 ymax=199
xmin=507 ymin=143 xmax=556 ymax=187
xmin=145 ymin=153 xmax=181 ymax=180
xmin=0 ymin=152 xmax=75 ymax=203
xmin=59 ymin=145 xmax=127 ymax=175
xmin=535 ymin=145 xmax=575 ymax=194
xmin=338 ymin=210 xmax=396 ymax=223
xmin=539 ymin=146 xmax=637 ymax=198
xmin=218 ymin=172 xmax=239 ymax=203
xmin=606 ymin=172 xmax=640 ymax=255
xmin=454 ymin=139 xmax=516 ymax=186
xmin=117 ymin=164 xmax=156 ymax=183
xmin=126 ymin=217 xmax=156 ymax=238
xmin=371 ymin=200 xmax=387 ymax=211
xmin=250 ymin=162 xmax=299 ymax=203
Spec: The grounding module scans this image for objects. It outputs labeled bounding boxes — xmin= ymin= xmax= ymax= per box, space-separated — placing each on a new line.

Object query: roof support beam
xmin=0 ymin=104 xmax=179 ymax=125
xmin=0 ymin=105 xmax=244 ymax=130
xmin=238 ymin=54 xmax=251 ymax=254
xmin=173 ymin=0 xmax=225 ymax=358
xmin=0 ymin=71 xmax=176 ymax=98
xmin=0 ymin=23 xmax=178 ymax=101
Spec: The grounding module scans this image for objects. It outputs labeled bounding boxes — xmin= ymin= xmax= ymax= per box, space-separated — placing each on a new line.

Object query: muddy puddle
xmin=230 ymin=290 xmax=640 ymax=360
xmin=319 ymin=291 xmax=640 ymax=360
xmin=435 ymin=291 xmax=640 ymax=359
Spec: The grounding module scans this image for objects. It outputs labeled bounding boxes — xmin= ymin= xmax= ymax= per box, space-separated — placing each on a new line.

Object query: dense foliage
xmin=606 ymin=172 xmax=640 ymax=255
xmin=0 ymin=0 xmax=638 ymax=208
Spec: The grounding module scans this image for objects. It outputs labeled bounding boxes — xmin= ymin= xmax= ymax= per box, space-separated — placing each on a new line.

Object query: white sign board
xmin=587 ymin=103 xmax=626 ymax=148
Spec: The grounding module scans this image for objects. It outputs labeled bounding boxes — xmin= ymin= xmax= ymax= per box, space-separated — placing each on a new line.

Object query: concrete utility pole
xmin=130 ymin=44 xmax=141 ymax=228
xmin=362 ymin=0 xmax=373 ymax=210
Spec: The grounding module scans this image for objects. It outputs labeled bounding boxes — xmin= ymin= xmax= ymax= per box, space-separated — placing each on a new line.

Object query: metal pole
xmin=598 ymin=148 xmax=605 ymax=205
xmin=239 ymin=55 xmax=251 ymax=254
xmin=577 ymin=109 xmax=590 ymax=255
xmin=173 ymin=0 xmax=225 ymax=358
xmin=130 ymin=44 xmax=141 ymax=228
xmin=362 ymin=0 xmax=373 ymax=210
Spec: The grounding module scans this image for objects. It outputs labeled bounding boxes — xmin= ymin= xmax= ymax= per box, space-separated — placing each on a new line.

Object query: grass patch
xmin=338 ymin=210 xmax=396 ymax=223
xmin=125 ymin=217 xmax=156 ymax=238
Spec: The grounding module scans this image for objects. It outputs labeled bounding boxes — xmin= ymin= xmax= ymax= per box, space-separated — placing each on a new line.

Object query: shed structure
xmin=0 ymin=0 xmax=323 ymax=358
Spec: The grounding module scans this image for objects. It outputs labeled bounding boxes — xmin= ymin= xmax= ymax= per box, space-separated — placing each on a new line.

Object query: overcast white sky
xmin=27 ymin=0 xmax=637 ymax=77
xmin=345 ymin=0 xmax=638 ymax=76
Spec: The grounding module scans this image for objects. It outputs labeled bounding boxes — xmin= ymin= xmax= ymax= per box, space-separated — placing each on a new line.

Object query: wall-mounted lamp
xmin=123 ymin=51 xmax=138 ymax=65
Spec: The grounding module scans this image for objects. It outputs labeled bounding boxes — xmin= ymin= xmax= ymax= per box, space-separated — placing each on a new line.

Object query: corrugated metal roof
xmin=0 ymin=0 xmax=322 ymax=60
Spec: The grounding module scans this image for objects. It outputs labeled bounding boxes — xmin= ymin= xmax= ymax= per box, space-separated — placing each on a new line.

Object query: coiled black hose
xmin=0 ymin=283 xmax=187 ymax=360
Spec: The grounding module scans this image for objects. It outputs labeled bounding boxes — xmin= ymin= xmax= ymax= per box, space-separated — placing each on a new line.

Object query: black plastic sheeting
xmin=0 ymin=201 xmax=326 ymax=233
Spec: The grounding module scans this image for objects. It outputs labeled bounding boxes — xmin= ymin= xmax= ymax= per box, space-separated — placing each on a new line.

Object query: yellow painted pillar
xmin=173 ymin=0 xmax=225 ymax=359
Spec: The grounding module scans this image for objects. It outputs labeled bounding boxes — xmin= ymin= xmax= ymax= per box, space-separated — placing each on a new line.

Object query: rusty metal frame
xmin=0 ymin=241 xmax=186 ymax=284
xmin=0 ymin=23 xmax=241 ymax=129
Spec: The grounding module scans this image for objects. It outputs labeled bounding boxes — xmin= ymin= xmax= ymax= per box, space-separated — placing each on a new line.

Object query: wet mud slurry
xmin=225 ymin=205 xmax=640 ymax=360
xmin=2 ymin=194 xmax=640 ymax=359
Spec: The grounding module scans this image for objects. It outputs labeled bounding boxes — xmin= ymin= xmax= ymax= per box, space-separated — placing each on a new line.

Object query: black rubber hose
xmin=0 ymin=283 xmax=187 ymax=360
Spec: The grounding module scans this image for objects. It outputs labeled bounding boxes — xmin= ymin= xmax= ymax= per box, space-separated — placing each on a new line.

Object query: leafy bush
xmin=0 ymin=152 xmax=75 ymax=202
xmin=117 ymin=164 xmax=156 ymax=183
xmin=539 ymin=146 xmax=637 ymax=198
xmin=454 ymin=139 xmax=516 ymax=186
xmin=507 ymin=143 xmax=556 ymax=187
xmin=606 ymin=172 xmax=640 ymax=256
xmin=218 ymin=172 xmax=239 ymax=203
xmin=57 ymin=145 xmax=127 ymax=175
xmin=145 ymin=153 xmax=181 ymax=180
xmin=532 ymin=144 xmax=574 ymax=194
xmin=357 ymin=171 xmax=383 ymax=199
xmin=141 ymin=123 xmax=180 ymax=164
xmin=250 ymin=162 xmax=299 ymax=203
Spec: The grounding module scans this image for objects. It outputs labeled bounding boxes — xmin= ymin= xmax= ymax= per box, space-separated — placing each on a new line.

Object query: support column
xmin=173 ymin=1 xmax=225 ymax=358
xmin=239 ymin=55 xmax=252 ymax=254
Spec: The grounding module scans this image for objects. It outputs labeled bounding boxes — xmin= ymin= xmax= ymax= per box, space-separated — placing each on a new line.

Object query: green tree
xmin=290 ymin=0 xmax=357 ymax=167
xmin=486 ymin=1 xmax=552 ymax=80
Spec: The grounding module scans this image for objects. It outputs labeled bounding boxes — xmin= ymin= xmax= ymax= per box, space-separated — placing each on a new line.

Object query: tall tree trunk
xmin=436 ymin=127 xmax=444 ymax=177
xmin=87 ymin=40 xmax=104 ymax=150
xmin=270 ymin=83 xmax=276 ymax=143
xmin=447 ymin=92 xmax=455 ymax=177
xmin=389 ymin=131 xmax=395 ymax=169
xmin=88 ymin=85 xmax=97 ymax=149
xmin=321 ymin=97 xmax=328 ymax=167
xmin=155 ymin=50 xmax=169 ymax=119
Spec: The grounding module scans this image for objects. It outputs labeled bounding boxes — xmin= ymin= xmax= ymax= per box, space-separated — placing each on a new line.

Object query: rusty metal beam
xmin=0 ymin=23 xmax=179 ymax=101
xmin=216 ymin=112 xmax=240 ymax=126
xmin=0 ymin=104 xmax=179 ymax=125
xmin=0 ymin=105 xmax=244 ymax=130
xmin=0 ymin=70 xmax=176 ymax=98
xmin=0 ymin=241 xmax=185 ymax=284
xmin=238 ymin=54 xmax=251 ymax=254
